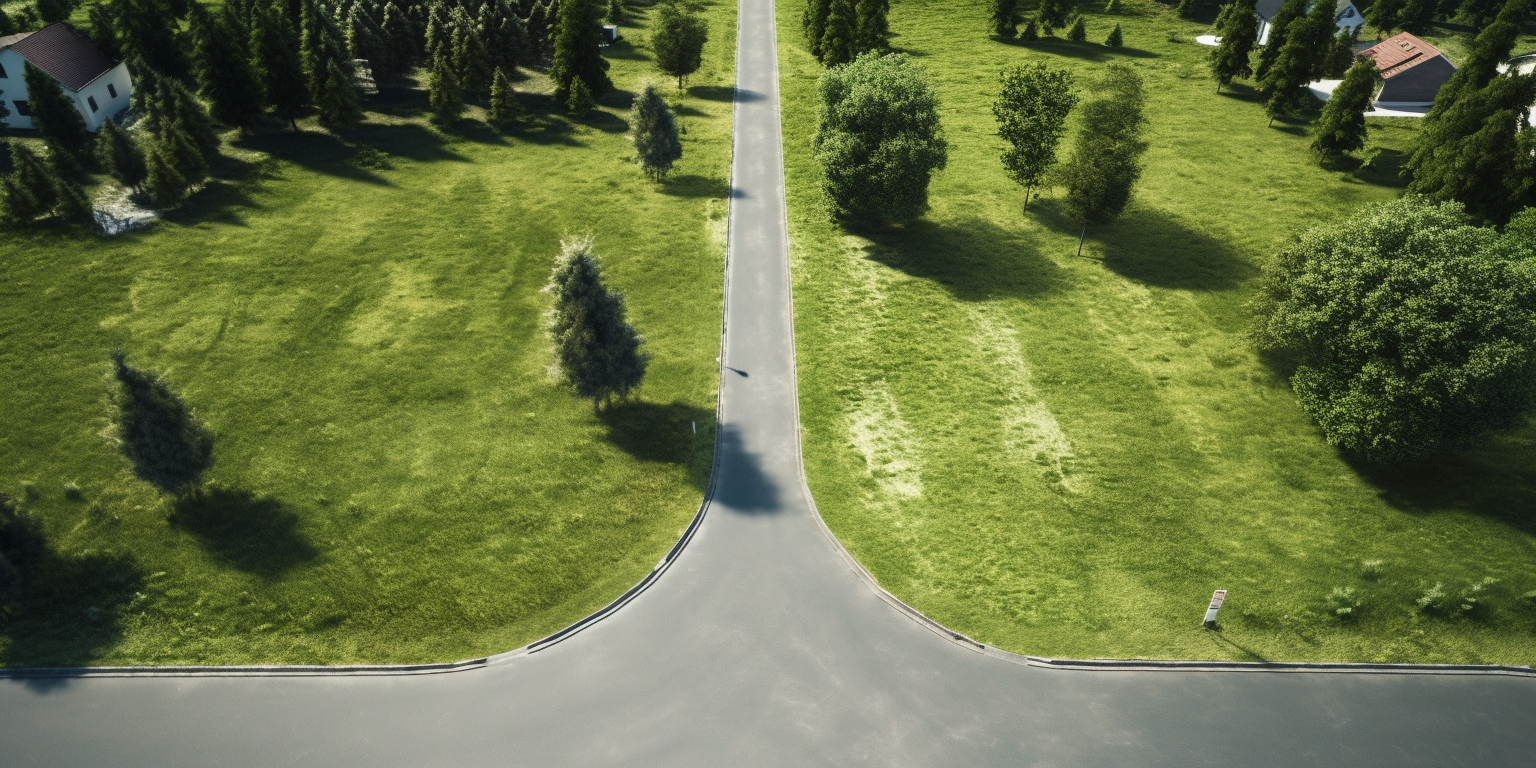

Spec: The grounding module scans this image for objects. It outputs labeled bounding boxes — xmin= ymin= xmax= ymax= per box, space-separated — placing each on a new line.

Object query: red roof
xmin=1362 ymin=32 xmax=1449 ymax=80
xmin=8 ymin=23 xmax=116 ymax=91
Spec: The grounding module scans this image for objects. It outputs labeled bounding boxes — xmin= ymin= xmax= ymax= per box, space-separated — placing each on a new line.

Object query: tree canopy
xmin=1208 ymin=0 xmax=1259 ymax=92
xmin=631 ymin=84 xmax=683 ymax=179
xmin=1311 ymin=58 xmax=1378 ymax=162
xmin=1060 ymin=64 xmax=1147 ymax=253
xmin=546 ymin=237 xmax=650 ymax=411
xmin=652 ymin=0 xmax=708 ymax=90
xmin=993 ymin=61 xmax=1078 ymax=210
xmin=550 ymin=0 xmax=613 ymax=102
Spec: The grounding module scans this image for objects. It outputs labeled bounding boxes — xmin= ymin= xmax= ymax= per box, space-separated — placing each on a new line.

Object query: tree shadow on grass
xmin=659 ymin=174 xmax=730 ymax=198
xmin=853 ymin=216 xmax=1062 ymax=302
xmin=1344 ymin=425 xmax=1536 ymax=538
xmin=1347 ymin=148 xmax=1409 ymax=189
xmin=1081 ymin=204 xmax=1259 ymax=291
xmin=169 ymin=487 xmax=317 ymax=579
xmin=0 ymin=540 xmax=144 ymax=676
xmin=1216 ymin=82 xmax=1263 ymax=103
xmin=992 ymin=35 xmax=1159 ymax=60
xmin=599 ymin=400 xmax=716 ymax=490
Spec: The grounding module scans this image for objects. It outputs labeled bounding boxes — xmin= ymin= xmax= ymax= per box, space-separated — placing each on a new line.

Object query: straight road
xmin=3 ymin=0 xmax=1533 ymax=764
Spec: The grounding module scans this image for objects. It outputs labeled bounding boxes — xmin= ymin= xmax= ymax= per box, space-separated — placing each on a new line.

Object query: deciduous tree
xmin=993 ymin=61 xmax=1077 ymax=210
xmin=652 ymin=0 xmax=708 ymax=90
xmin=1060 ymin=64 xmax=1147 ymax=255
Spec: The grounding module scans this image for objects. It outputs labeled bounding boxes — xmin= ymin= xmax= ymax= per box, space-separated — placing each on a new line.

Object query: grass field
xmin=0 ymin=0 xmax=735 ymax=666
xmin=779 ymin=0 xmax=1536 ymax=663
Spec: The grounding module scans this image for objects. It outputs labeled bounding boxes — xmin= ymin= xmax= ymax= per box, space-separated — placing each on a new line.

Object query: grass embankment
xmin=0 ymin=0 xmax=735 ymax=666
xmin=778 ymin=0 xmax=1536 ymax=663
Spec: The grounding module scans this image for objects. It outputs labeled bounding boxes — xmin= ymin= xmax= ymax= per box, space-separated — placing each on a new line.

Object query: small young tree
xmin=993 ymin=61 xmax=1078 ymax=210
xmin=1067 ymin=15 xmax=1087 ymax=41
xmin=51 ymin=155 xmax=95 ymax=226
xmin=429 ymin=49 xmax=464 ymax=124
xmin=1019 ymin=16 xmax=1040 ymax=40
xmin=1252 ymin=198 xmax=1536 ymax=462
xmin=1105 ymin=23 xmax=1123 ymax=46
xmin=189 ymin=2 xmax=264 ymax=132
xmin=631 ymin=83 xmax=683 ymax=179
xmin=546 ymin=237 xmax=650 ymax=412
xmin=1060 ymin=64 xmax=1148 ymax=256
xmin=109 ymin=349 xmax=215 ymax=496
xmin=1311 ymin=58 xmax=1378 ymax=163
xmin=814 ymin=52 xmax=948 ymax=224
xmin=567 ymin=76 xmax=595 ymax=113
xmin=1209 ymin=0 xmax=1259 ymax=93
xmin=96 ymin=119 xmax=148 ymax=194
xmin=804 ymin=0 xmax=832 ymax=57
xmin=251 ymin=3 xmax=312 ymax=130
xmin=487 ymin=67 xmax=523 ymax=129
xmin=652 ymin=0 xmax=708 ymax=90
xmin=991 ymin=0 xmax=1022 ymax=36
xmin=143 ymin=139 xmax=190 ymax=207
xmin=549 ymin=0 xmax=612 ymax=103
xmin=23 ymin=63 xmax=91 ymax=159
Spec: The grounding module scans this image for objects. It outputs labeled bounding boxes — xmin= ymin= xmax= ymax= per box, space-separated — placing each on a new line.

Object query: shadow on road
xmin=711 ymin=423 xmax=781 ymax=514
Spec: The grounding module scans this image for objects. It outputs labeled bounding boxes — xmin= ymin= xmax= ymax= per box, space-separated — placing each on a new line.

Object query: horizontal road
xmin=3 ymin=0 xmax=1533 ymax=764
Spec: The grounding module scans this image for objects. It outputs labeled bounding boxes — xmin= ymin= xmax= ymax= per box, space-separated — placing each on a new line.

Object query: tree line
xmin=991 ymin=0 xmax=1128 ymax=47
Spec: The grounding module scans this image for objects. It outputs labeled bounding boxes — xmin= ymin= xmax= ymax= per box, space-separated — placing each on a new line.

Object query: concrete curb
xmin=0 ymin=658 xmax=490 ymax=679
xmin=1024 ymin=656 xmax=1536 ymax=676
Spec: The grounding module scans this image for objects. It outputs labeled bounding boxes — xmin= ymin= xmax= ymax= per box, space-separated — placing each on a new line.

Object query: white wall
xmin=0 ymin=48 xmax=32 ymax=130
xmin=0 ymin=52 xmax=131 ymax=132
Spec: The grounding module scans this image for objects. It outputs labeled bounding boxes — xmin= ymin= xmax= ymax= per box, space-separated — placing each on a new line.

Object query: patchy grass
xmin=0 ymin=0 xmax=735 ymax=666
xmin=779 ymin=0 xmax=1536 ymax=663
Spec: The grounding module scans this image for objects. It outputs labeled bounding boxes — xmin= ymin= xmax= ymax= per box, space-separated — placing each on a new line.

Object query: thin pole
xmin=1077 ymin=226 xmax=1086 ymax=257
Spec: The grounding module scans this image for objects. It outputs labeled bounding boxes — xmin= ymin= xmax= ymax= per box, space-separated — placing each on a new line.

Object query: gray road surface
xmin=3 ymin=0 xmax=1534 ymax=764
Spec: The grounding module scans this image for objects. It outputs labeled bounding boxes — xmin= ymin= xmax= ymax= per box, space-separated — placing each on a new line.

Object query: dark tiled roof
xmin=8 ymin=23 xmax=116 ymax=91
xmin=1363 ymin=32 xmax=1452 ymax=80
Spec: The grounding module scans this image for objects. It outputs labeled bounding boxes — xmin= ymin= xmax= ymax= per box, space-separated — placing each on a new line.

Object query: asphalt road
xmin=3 ymin=1 xmax=1534 ymax=764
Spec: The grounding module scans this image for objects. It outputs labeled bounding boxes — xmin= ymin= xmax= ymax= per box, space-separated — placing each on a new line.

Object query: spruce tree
xmin=252 ymin=1 xmax=313 ymax=130
xmin=1067 ymin=15 xmax=1086 ymax=41
xmin=0 ymin=141 xmax=58 ymax=225
xmin=302 ymin=0 xmax=364 ymax=131
xmin=991 ymin=0 xmax=1022 ymax=36
xmin=853 ymin=0 xmax=889 ymax=52
xmin=429 ymin=49 xmax=464 ymax=124
xmin=804 ymin=0 xmax=831 ymax=57
xmin=52 ymin=155 xmax=95 ymax=226
xmin=1019 ymin=16 xmax=1040 ymax=40
xmin=631 ymin=83 xmax=683 ymax=179
xmin=482 ymin=0 xmax=527 ymax=80
xmin=117 ymin=0 xmax=189 ymax=79
xmin=1060 ymin=64 xmax=1148 ymax=256
xmin=380 ymin=1 xmax=417 ymax=77
xmin=1325 ymin=28 xmax=1356 ymax=78
xmin=1429 ymin=0 xmax=1531 ymax=117
xmin=451 ymin=7 xmax=493 ymax=96
xmin=994 ymin=61 xmax=1078 ymax=210
xmin=143 ymin=139 xmax=190 ymax=206
xmin=1312 ymin=59 xmax=1378 ymax=162
xmin=1037 ymin=0 xmax=1074 ymax=34
xmin=86 ymin=1 xmax=122 ymax=60
xmin=160 ymin=77 xmax=221 ymax=161
xmin=487 ymin=66 xmax=523 ymax=129
xmin=567 ymin=75 xmax=595 ymax=113
xmin=652 ymin=0 xmax=708 ymax=90
xmin=609 ymin=0 xmax=624 ymax=23
xmin=22 ymin=63 xmax=90 ymax=159
xmin=189 ymin=2 xmax=264 ymax=131
xmin=109 ymin=349 xmax=215 ymax=495
xmin=549 ymin=0 xmax=612 ymax=102
xmin=819 ymin=0 xmax=857 ymax=65
xmin=1209 ymin=0 xmax=1259 ymax=92
xmin=36 ymin=0 xmax=70 ymax=25
xmin=1255 ymin=0 xmax=1305 ymax=83
xmin=96 ymin=118 xmax=148 ymax=193
xmin=1406 ymin=73 xmax=1536 ymax=224
xmin=546 ymin=238 xmax=650 ymax=412
xmin=1105 ymin=23 xmax=1123 ymax=47
xmin=346 ymin=0 xmax=392 ymax=78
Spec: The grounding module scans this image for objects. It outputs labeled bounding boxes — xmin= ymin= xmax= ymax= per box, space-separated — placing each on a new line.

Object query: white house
xmin=1255 ymin=0 xmax=1365 ymax=46
xmin=0 ymin=23 xmax=132 ymax=132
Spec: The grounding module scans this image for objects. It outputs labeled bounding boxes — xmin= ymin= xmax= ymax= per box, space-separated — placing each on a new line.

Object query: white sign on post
xmin=1203 ymin=589 xmax=1226 ymax=628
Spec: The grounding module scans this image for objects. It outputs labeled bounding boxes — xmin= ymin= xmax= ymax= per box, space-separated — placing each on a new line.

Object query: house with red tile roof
xmin=1362 ymin=32 xmax=1457 ymax=108
xmin=0 ymin=23 xmax=133 ymax=132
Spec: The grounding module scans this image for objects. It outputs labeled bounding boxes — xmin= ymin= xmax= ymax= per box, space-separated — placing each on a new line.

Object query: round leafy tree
xmin=1253 ymin=198 xmax=1536 ymax=462
xmin=813 ymin=52 xmax=947 ymax=224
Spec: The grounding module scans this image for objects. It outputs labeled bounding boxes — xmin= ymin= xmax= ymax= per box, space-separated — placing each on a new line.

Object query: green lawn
xmin=0 ymin=0 xmax=736 ymax=666
xmin=779 ymin=0 xmax=1536 ymax=664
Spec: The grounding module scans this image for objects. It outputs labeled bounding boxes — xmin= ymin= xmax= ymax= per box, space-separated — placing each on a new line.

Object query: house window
xmin=107 ymin=83 xmax=117 ymax=99
xmin=87 ymin=96 xmax=99 ymax=112
xmin=13 ymin=100 xmax=29 ymax=117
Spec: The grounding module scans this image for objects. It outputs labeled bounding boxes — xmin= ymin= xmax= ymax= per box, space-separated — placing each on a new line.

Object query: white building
xmin=1255 ymin=0 xmax=1365 ymax=46
xmin=0 ymin=23 xmax=132 ymax=132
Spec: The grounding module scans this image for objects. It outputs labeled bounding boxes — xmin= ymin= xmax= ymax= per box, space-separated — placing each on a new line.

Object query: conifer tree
xmin=1365 ymin=0 xmax=1406 ymax=34
xmin=143 ymin=139 xmax=189 ymax=206
xmin=804 ymin=0 xmax=831 ymax=56
xmin=1259 ymin=0 xmax=1334 ymax=124
xmin=1255 ymin=0 xmax=1304 ymax=82
xmin=85 ymin=1 xmax=122 ymax=59
xmin=36 ymin=0 xmax=70 ymax=25
xmin=302 ymin=0 xmax=364 ymax=131
xmin=549 ymin=0 xmax=611 ymax=102
xmin=487 ymin=66 xmax=523 ymax=128
xmin=1406 ymin=73 xmax=1536 ymax=224
xmin=1105 ymin=23 xmax=1123 ymax=47
xmin=631 ymin=83 xmax=682 ymax=179
xmin=653 ymin=0 xmax=708 ymax=90
xmin=252 ymin=2 xmax=312 ymax=130
xmin=1067 ymin=15 xmax=1086 ymax=41
xmin=109 ymin=349 xmax=215 ymax=496
xmin=1325 ymin=28 xmax=1356 ymax=78
xmin=1060 ymin=65 xmax=1148 ymax=256
xmin=23 ymin=63 xmax=90 ymax=159
xmin=526 ymin=0 xmax=555 ymax=59
xmin=482 ymin=0 xmax=527 ymax=79
xmin=346 ymin=0 xmax=391 ymax=78
xmin=1105 ymin=0 xmax=1122 ymax=11
xmin=853 ymin=0 xmax=888 ymax=52
xmin=546 ymin=237 xmax=650 ymax=412
xmin=567 ymin=75 xmax=595 ymax=113
xmin=51 ymin=155 xmax=95 ymax=226
xmin=96 ymin=118 xmax=148 ymax=193
xmin=429 ymin=49 xmax=464 ymax=124
xmin=1312 ymin=59 xmax=1378 ymax=162
xmin=189 ymin=2 xmax=264 ymax=131
xmin=1019 ymin=16 xmax=1039 ymax=40
xmin=1429 ymin=0 xmax=1531 ymax=117
xmin=380 ymin=1 xmax=416 ymax=77
xmin=1209 ymin=0 xmax=1259 ymax=92
xmin=0 ymin=141 xmax=58 ymax=225
xmin=994 ymin=61 xmax=1077 ymax=210
xmin=159 ymin=77 xmax=221 ymax=160
xmin=451 ymin=7 xmax=493 ymax=96
xmin=819 ymin=0 xmax=857 ymax=65
xmin=1037 ymin=0 xmax=1074 ymax=33
xmin=117 ymin=0 xmax=188 ymax=79
xmin=991 ymin=0 xmax=1022 ymax=36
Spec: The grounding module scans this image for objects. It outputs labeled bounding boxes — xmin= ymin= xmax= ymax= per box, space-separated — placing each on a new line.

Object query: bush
xmin=1105 ymin=23 xmax=1123 ymax=47
xmin=1067 ymin=16 xmax=1086 ymax=41
xmin=1252 ymin=198 xmax=1536 ymax=462
xmin=1416 ymin=582 xmax=1449 ymax=613
xmin=813 ymin=52 xmax=948 ymax=224
xmin=1326 ymin=586 xmax=1362 ymax=618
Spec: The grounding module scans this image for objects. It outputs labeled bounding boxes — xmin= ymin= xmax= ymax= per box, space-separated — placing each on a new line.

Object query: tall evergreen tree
xmin=23 ymin=63 xmax=91 ymax=159
xmin=379 ymin=1 xmax=417 ymax=77
xmin=1209 ymin=0 xmax=1259 ymax=92
xmin=51 ymin=153 xmax=95 ymax=226
xmin=1259 ymin=0 xmax=1334 ymax=123
xmin=451 ymin=7 xmax=493 ymax=96
xmin=546 ymin=237 xmax=650 ymax=412
xmin=482 ymin=0 xmax=527 ymax=80
xmin=251 ymin=1 xmax=313 ymax=130
xmin=631 ymin=83 xmax=682 ymax=179
xmin=143 ymin=137 xmax=189 ymax=206
xmin=487 ymin=66 xmax=523 ymax=128
xmin=1325 ymin=28 xmax=1357 ymax=78
xmin=189 ymin=2 xmax=264 ymax=131
xmin=1312 ymin=59 xmax=1379 ymax=162
xmin=117 ymin=0 xmax=189 ymax=79
xmin=994 ymin=62 xmax=1078 ymax=210
xmin=0 ymin=141 xmax=59 ymax=225
xmin=109 ymin=349 xmax=215 ymax=496
xmin=429 ymin=48 xmax=464 ymax=124
xmin=96 ymin=118 xmax=148 ymax=193
xmin=1037 ymin=0 xmax=1074 ymax=33
xmin=159 ymin=76 xmax=221 ymax=160
xmin=548 ymin=0 xmax=611 ymax=102
xmin=853 ymin=0 xmax=888 ymax=52
xmin=819 ymin=0 xmax=857 ymax=65
xmin=804 ymin=0 xmax=831 ymax=56
xmin=1429 ymin=0 xmax=1531 ymax=117
xmin=652 ymin=0 xmax=708 ymax=90
xmin=1406 ymin=73 xmax=1536 ymax=224
xmin=1060 ymin=64 xmax=1148 ymax=256
xmin=1254 ymin=0 xmax=1305 ymax=83
xmin=991 ymin=0 xmax=1022 ymax=36
xmin=85 ymin=1 xmax=122 ymax=59
xmin=302 ymin=0 xmax=364 ymax=131
xmin=36 ymin=0 xmax=71 ymax=25
xmin=346 ymin=0 xmax=392 ymax=78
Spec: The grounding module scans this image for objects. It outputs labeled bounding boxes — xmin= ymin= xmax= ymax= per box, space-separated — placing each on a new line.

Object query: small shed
xmin=0 ymin=23 xmax=132 ymax=132
xmin=1255 ymin=0 xmax=1364 ymax=46
xmin=1362 ymin=32 xmax=1457 ymax=108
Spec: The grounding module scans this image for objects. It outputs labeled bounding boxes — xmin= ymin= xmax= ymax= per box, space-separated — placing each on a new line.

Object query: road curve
xmin=4 ymin=0 xmax=1535 ymax=764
